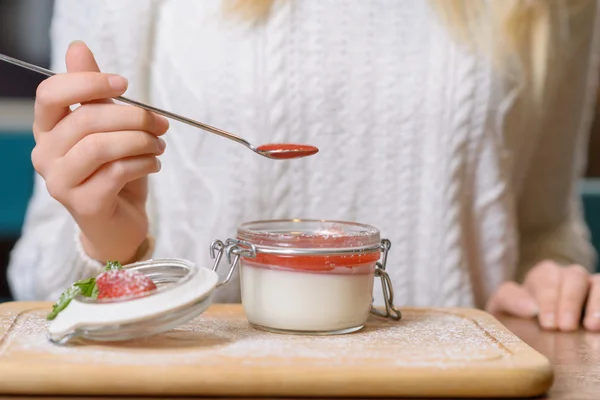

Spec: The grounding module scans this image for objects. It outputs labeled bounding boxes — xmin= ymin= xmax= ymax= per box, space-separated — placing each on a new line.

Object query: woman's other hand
xmin=31 ymin=41 xmax=168 ymax=263
xmin=486 ymin=260 xmax=600 ymax=332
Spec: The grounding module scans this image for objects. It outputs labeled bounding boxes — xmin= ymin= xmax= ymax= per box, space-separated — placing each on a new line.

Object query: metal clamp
xmin=370 ymin=239 xmax=402 ymax=320
xmin=209 ymin=239 xmax=255 ymax=287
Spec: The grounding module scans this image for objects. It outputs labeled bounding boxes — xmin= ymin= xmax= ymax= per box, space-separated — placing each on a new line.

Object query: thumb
xmin=486 ymin=282 xmax=539 ymax=318
xmin=66 ymin=40 xmax=102 ymax=73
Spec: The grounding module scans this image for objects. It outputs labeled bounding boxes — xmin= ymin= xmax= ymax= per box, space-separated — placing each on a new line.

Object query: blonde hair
xmin=222 ymin=0 xmax=275 ymax=22
xmin=222 ymin=0 xmax=594 ymax=111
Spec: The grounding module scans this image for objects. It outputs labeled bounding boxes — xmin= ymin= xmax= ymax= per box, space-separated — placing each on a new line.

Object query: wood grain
xmin=0 ymin=301 xmax=552 ymax=398
xmin=499 ymin=316 xmax=600 ymax=400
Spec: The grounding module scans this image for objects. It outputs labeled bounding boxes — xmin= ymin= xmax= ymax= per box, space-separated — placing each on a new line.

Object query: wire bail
xmin=370 ymin=239 xmax=402 ymax=320
xmin=210 ymin=239 xmax=255 ymax=287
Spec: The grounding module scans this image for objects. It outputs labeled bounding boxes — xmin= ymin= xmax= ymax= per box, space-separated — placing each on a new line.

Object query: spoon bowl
xmin=256 ymin=144 xmax=319 ymax=159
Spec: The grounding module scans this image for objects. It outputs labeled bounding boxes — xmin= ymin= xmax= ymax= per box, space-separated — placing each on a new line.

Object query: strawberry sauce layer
xmin=243 ymin=252 xmax=380 ymax=272
xmin=237 ymin=220 xmax=382 ymax=272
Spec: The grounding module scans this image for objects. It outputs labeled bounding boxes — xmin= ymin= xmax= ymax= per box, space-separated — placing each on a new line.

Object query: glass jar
xmin=210 ymin=219 xmax=401 ymax=335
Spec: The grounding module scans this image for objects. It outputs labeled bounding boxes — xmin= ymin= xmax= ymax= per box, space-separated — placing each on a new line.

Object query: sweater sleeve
xmin=515 ymin=5 xmax=600 ymax=281
xmin=7 ymin=0 xmax=158 ymax=301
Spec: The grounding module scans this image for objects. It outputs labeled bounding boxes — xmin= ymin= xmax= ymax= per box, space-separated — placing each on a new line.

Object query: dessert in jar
xmin=47 ymin=220 xmax=400 ymax=344
xmin=212 ymin=219 xmax=401 ymax=335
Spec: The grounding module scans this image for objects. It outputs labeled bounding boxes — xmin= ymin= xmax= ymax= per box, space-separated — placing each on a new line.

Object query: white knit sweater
xmin=8 ymin=0 xmax=600 ymax=308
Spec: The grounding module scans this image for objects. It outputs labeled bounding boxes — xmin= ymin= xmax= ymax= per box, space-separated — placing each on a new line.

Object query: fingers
xmin=556 ymin=265 xmax=590 ymax=332
xmin=33 ymin=40 xmax=100 ymax=137
xmin=525 ymin=261 xmax=593 ymax=332
xmin=57 ymin=130 xmax=166 ymax=186
xmin=49 ymin=103 xmax=169 ymax=157
xmin=32 ymin=41 xmax=169 ymax=171
xmin=85 ymin=155 xmax=161 ymax=200
xmin=499 ymin=261 xmax=595 ymax=332
xmin=584 ymin=274 xmax=600 ymax=331
xmin=486 ymin=281 xmax=539 ymax=318
xmin=68 ymin=155 xmax=161 ymax=218
xmin=34 ymin=71 xmax=128 ymax=133
xmin=525 ymin=261 xmax=561 ymax=330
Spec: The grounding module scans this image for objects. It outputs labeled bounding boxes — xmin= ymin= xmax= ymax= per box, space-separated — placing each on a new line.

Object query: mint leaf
xmin=47 ymin=261 xmax=124 ymax=320
xmin=105 ymin=260 xmax=123 ymax=271
xmin=74 ymin=277 xmax=97 ymax=297
xmin=91 ymin=284 xmax=99 ymax=299
xmin=46 ymin=284 xmax=82 ymax=321
xmin=47 ymin=278 xmax=96 ymax=320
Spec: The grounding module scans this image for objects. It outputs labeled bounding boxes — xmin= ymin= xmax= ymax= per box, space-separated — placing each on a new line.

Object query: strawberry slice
xmin=95 ymin=269 xmax=157 ymax=300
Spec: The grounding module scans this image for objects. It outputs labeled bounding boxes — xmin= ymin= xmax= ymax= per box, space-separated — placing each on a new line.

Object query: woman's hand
xmin=31 ymin=41 xmax=168 ymax=263
xmin=486 ymin=260 xmax=600 ymax=332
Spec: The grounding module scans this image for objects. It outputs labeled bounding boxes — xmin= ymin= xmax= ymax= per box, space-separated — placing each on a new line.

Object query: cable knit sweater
xmin=8 ymin=0 xmax=600 ymax=308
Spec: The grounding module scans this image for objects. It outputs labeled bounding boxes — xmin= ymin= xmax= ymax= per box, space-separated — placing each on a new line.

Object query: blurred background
xmin=1 ymin=0 xmax=600 ymax=302
xmin=0 ymin=0 xmax=54 ymax=301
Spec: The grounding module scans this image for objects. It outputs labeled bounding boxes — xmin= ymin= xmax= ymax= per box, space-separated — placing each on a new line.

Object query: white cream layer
xmin=240 ymin=263 xmax=374 ymax=332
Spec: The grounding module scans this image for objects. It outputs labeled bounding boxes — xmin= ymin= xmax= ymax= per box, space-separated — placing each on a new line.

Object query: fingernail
xmin=157 ymin=138 xmax=166 ymax=151
xmin=584 ymin=312 xmax=600 ymax=331
xmin=69 ymin=40 xmax=86 ymax=47
xmin=156 ymin=158 xmax=162 ymax=171
xmin=521 ymin=301 xmax=539 ymax=317
xmin=559 ymin=312 xmax=579 ymax=331
xmin=584 ymin=318 xmax=600 ymax=331
xmin=540 ymin=312 xmax=556 ymax=329
xmin=157 ymin=116 xmax=170 ymax=129
xmin=108 ymin=75 xmax=128 ymax=91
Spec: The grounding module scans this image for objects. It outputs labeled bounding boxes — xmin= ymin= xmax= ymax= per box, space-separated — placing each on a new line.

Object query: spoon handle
xmin=0 ymin=53 xmax=253 ymax=149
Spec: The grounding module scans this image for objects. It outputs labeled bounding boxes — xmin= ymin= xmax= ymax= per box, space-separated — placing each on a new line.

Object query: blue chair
xmin=0 ymin=131 xmax=35 ymax=238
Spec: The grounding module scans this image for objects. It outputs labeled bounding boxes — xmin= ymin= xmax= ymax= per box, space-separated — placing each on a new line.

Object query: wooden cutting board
xmin=0 ymin=301 xmax=552 ymax=398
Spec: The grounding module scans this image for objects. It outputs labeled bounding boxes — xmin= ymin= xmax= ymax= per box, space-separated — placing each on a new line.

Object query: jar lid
xmin=47 ymin=258 xmax=218 ymax=344
xmin=236 ymin=219 xmax=381 ymax=254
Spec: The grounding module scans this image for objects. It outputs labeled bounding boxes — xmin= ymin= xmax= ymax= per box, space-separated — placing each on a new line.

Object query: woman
xmin=7 ymin=0 xmax=600 ymax=332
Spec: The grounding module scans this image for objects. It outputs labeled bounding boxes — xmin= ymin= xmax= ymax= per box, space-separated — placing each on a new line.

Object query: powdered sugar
xmin=0 ymin=308 xmax=514 ymax=369
xmin=0 ymin=311 xmax=18 ymax=337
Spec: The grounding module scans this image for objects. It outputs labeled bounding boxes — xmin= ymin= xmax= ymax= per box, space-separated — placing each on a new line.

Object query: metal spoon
xmin=0 ymin=53 xmax=318 ymax=160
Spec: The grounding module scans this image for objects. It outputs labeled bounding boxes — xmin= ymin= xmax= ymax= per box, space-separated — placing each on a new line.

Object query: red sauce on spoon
xmin=256 ymin=143 xmax=319 ymax=159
